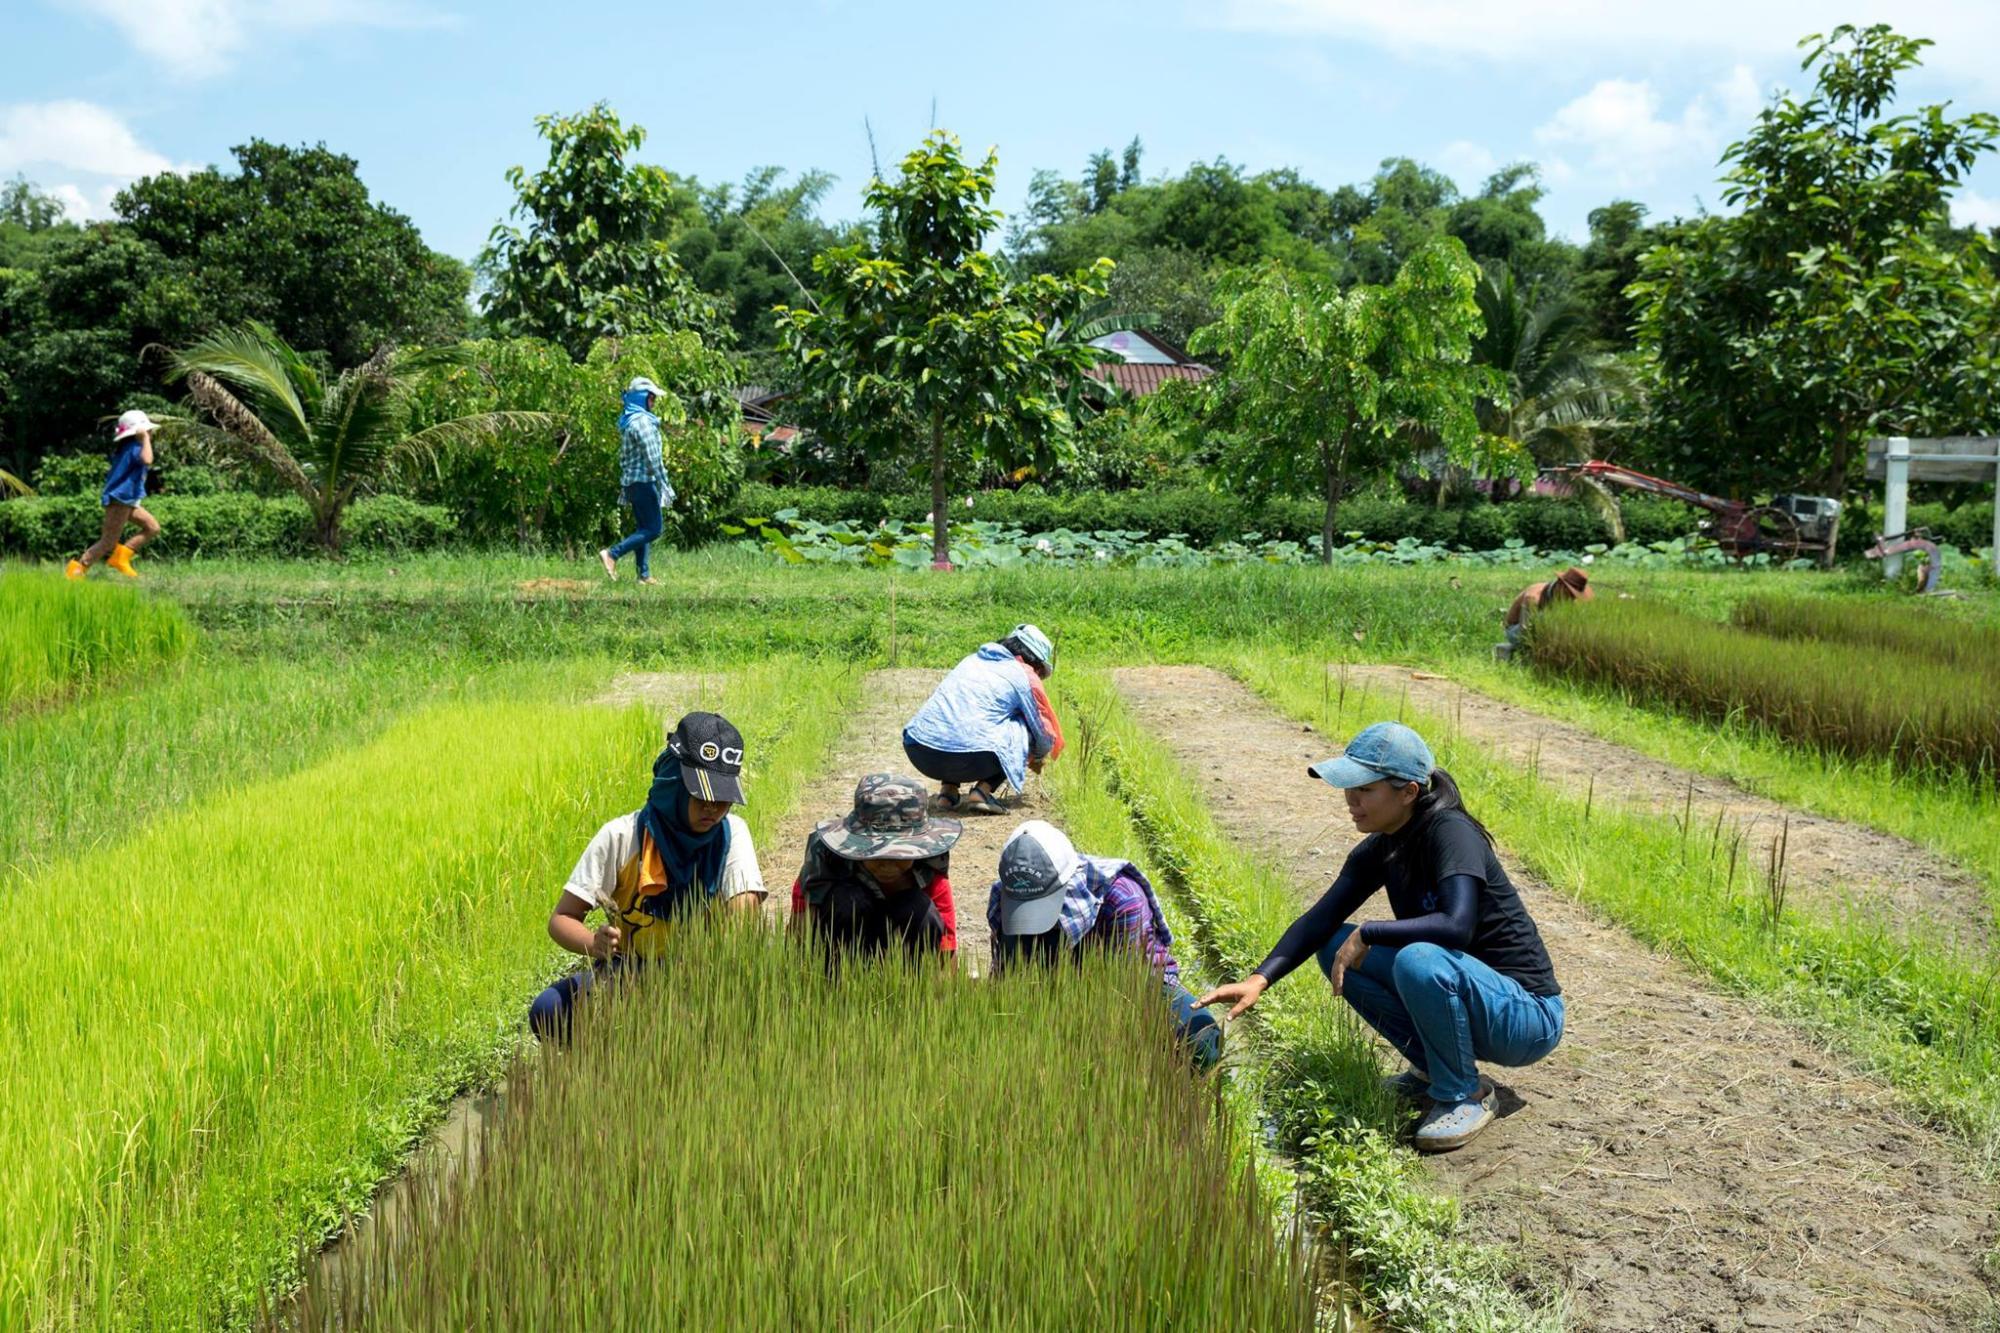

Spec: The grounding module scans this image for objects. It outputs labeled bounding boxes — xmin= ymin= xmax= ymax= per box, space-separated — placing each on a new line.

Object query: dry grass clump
xmin=1528 ymin=599 xmax=2000 ymax=779
xmin=1732 ymin=594 xmax=2000 ymax=673
xmin=291 ymin=924 xmax=1317 ymax=1331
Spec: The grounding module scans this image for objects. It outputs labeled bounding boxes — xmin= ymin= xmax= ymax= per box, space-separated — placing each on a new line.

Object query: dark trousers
xmin=606 ymin=482 xmax=664 ymax=578
xmin=901 ymin=733 xmax=1004 ymax=787
xmin=811 ymin=882 xmax=943 ymax=960
xmin=528 ymin=955 xmax=642 ymax=1044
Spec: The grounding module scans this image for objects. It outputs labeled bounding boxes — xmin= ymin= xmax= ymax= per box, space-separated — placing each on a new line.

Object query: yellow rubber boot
xmin=106 ymin=543 xmax=138 ymax=578
xmin=65 ymin=559 xmax=86 ymax=580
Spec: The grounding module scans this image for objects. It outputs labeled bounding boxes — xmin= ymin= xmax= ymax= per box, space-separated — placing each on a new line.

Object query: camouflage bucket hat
xmin=817 ymin=773 xmax=963 ymax=861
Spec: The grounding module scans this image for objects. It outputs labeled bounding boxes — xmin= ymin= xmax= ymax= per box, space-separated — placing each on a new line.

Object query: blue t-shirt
xmin=101 ymin=441 xmax=148 ymax=506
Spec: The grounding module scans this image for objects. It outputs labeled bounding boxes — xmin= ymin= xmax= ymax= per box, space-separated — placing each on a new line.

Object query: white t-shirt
xmin=562 ymin=811 xmax=764 ymax=958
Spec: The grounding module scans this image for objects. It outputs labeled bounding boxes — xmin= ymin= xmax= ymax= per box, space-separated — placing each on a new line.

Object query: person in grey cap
xmin=902 ymin=624 xmax=1063 ymax=815
xmin=1197 ymin=722 xmax=1563 ymax=1151
xmin=790 ymin=774 xmax=962 ymax=961
xmin=991 ymin=820 xmax=1221 ymax=1069
xmin=597 ymin=376 xmax=678 ymax=585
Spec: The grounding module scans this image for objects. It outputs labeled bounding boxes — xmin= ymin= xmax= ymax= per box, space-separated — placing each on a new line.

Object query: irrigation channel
xmin=1342 ymin=665 xmax=1995 ymax=956
xmin=1112 ymin=665 xmax=1996 ymax=1331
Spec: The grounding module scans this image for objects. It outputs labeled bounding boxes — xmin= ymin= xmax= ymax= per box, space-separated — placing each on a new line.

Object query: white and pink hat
xmin=113 ymin=409 xmax=161 ymax=441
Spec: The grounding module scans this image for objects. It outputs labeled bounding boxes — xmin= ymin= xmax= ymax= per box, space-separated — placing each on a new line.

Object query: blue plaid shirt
xmin=988 ymin=855 xmax=1179 ymax=981
xmin=617 ymin=399 xmax=675 ymax=504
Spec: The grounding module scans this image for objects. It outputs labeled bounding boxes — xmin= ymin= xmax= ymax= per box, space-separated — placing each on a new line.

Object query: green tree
xmin=1632 ymin=24 xmax=2000 ymax=497
xmin=667 ymin=167 xmax=857 ymax=349
xmin=779 ymin=131 xmax=1111 ymax=566
xmin=1187 ymin=240 xmax=1505 ymax=562
xmin=165 ymin=322 xmax=552 ymax=549
xmin=1575 ymin=200 xmax=1653 ymax=345
xmin=481 ymin=104 xmax=725 ymax=361
xmin=117 ymin=141 xmax=470 ymax=368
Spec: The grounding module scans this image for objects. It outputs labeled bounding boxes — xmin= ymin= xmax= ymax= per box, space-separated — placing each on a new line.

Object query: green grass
xmin=1733 ymin=591 xmax=2000 ymax=672
xmin=1230 ymin=651 xmax=2000 ymax=1167
xmin=1527 ymin=597 xmax=2000 ymax=779
xmin=1 ymin=657 xmax=860 ymax=1329
xmin=291 ymin=928 xmax=1321 ymax=1331
xmin=0 ymin=572 xmax=194 ymax=712
xmin=1056 ymin=672 xmax=1554 ymax=1333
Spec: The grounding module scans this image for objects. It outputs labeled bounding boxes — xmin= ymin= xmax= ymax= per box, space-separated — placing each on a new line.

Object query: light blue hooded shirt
xmin=904 ymin=644 xmax=1052 ymax=791
xmin=617 ymin=389 xmax=675 ymax=502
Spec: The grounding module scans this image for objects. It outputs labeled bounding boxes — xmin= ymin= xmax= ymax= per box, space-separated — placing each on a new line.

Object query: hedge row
xmin=0 ymin=494 xmax=456 ymax=559
xmin=730 ymin=484 xmax=1704 ymax=551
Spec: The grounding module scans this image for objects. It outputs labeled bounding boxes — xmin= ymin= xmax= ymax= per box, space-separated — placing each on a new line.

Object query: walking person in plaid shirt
xmin=597 ymin=376 xmax=677 ymax=585
xmin=989 ymin=820 xmax=1222 ymax=1069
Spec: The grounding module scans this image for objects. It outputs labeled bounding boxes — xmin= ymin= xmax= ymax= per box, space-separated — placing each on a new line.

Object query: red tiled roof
xmin=1084 ymin=362 xmax=1213 ymax=396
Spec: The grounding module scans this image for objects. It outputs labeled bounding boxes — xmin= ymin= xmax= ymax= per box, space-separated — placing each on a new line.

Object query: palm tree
xmin=164 ymin=323 xmax=555 ymax=551
xmin=0 ymin=468 xmax=30 ymax=498
xmin=1472 ymin=261 xmax=1639 ymax=529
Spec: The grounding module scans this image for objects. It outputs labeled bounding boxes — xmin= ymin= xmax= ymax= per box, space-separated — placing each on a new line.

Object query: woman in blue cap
xmin=597 ymin=376 xmax=677 ymax=585
xmin=1197 ymin=721 xmax=1563 ymax=1151
xmin=902 ymin=624 xmax=1062 ymax=815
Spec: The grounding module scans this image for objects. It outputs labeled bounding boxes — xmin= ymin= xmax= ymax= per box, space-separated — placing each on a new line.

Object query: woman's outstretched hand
xmin=1197 ymin=974 xmax=1269 ymax=1020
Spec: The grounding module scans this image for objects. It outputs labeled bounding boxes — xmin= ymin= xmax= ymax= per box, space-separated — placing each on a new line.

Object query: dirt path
xmin=1113 ymin=666 xmax=1997 ymax=1333
xmin=757 ymin=669 xmax=1054 ymax=975
xmin=1340 ymin=665 xmax=1995 ymax=956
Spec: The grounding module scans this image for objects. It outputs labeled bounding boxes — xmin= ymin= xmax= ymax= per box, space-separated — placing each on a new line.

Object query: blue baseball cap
xmin=1308 ymin=722 xmax=1434 ymax=789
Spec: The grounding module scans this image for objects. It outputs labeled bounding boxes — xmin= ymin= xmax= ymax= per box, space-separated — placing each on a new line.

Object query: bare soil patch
xmin=1113 ymin=666 xmax=1998 ymax=1332
xmin=594 ymin=671 xmax=729 ymax=730
xmin=756 ymin=669 xmax=1055 ymax=974
xmin=1344 ymin=664 xmax=1995 ymax=956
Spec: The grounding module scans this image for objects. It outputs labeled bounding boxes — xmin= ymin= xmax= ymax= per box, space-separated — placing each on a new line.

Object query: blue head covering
xmin=620 ymin=378 xmax=663 ymax=434
xmin=640 ymin=744 xmax=732 ymax=900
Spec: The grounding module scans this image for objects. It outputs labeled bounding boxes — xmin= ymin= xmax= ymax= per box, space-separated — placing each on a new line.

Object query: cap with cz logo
xmin=664 ymin=711 xmax=747 ymax=805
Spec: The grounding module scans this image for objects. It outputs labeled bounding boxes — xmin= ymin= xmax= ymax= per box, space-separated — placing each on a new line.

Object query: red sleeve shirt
xmin=790 ymin=873 xmax=956 ymax=953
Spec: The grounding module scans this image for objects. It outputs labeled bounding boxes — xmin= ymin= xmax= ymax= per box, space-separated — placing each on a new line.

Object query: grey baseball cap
xmin=1308 ymin=721 xmax=1434 ymax=789
xmin=995 ymin=820 xmax=1080 ymax=936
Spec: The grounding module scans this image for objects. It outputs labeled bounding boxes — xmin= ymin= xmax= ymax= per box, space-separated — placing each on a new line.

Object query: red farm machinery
xmin=1552 ymin=460 xmax=1842 ymax=563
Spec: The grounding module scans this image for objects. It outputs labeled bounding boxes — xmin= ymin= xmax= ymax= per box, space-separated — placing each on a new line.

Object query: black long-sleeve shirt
xmin=1253 ymin=809 xmax=1560 ymax=997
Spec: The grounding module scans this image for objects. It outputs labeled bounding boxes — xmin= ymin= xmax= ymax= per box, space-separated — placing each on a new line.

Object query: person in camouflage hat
xmin=789 ymin=773 xmax=963 ymax=961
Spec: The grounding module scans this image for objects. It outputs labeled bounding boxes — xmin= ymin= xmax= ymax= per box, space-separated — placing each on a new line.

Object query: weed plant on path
xmin=292 ymin=926 xmax=1319 ymax=1331
xmin=0 ymin=572 xmax=193 ymax=713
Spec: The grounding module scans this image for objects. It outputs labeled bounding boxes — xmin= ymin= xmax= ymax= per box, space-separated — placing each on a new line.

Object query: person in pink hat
xmin=66 ymin=409 xmax=163 ymax=579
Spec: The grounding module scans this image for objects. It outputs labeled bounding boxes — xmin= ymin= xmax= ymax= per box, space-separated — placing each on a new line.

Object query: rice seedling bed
xmin=289 ymin=926 xmax=1319 ymax=1331
xmin=0 ymin=572 xmax=193 ymax=713
xmin=1527 ymin=597 xmax=2000 ymax=779
xmin=1732 ymin=592 xmax=2000 ymax=672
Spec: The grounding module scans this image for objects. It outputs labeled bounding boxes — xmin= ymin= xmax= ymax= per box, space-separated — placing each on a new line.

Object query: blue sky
xmin=4 ymin=0 xmax=1998 ymax=265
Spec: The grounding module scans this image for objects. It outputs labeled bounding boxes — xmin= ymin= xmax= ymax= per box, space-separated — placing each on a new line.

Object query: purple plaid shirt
xmin=988 ymin=855 xmax=1179 ymax=981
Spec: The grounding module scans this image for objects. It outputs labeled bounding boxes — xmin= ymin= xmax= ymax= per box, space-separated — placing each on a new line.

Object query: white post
xmin=1883 ymin=437 xmax=1910 ymax=580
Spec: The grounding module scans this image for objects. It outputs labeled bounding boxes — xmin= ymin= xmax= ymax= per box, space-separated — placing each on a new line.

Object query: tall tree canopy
xmin=780 ymin=132 xmax=1111 ymax=566
xmin=1632 ymin=24 xmax=2000 ymax=496
xmin=480 ymin=104 xmax=725 ymax=361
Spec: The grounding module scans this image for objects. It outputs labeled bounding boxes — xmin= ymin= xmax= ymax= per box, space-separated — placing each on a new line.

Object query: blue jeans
xmin=528 ymin=956 xmax=642 ymax=1044
xmin=1166 ymin=978 xmax=1224 ymax=1070
xmin=607 ymin=482 xmax=664 ymax=578
xmin=1319 ymin=924 xmax=1563 ymax=1103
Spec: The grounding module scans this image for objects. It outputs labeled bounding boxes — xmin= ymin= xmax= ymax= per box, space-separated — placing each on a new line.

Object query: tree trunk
xmin=929 ymin=408 xmax=951 ymax=571
xmin=1319 ymin=435 xmax=1349 ymax=567
xmin=315 ymin=502 xmax=343 ymax=554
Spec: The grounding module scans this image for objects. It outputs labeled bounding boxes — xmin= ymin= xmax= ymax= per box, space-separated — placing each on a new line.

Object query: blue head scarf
xmin=620 ymin=387 xmax=658 ymax=435
xmin=640 ymin=746 xmax=733 ymax=899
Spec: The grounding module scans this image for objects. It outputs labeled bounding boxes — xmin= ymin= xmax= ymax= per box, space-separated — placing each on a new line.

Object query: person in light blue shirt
xmin=902 ymin=625 xmax=1060 ymax=815
xmin=597 ymin=376 xmax=677 ymax=585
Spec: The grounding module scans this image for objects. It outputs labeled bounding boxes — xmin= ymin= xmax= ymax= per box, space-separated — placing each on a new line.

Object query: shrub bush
xmin=0 ymin=494 xmax=456 ymax=560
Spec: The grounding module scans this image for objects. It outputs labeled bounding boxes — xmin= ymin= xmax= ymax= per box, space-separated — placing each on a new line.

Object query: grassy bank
xmin=291 ymin=928 xmax=1319 ymax=1331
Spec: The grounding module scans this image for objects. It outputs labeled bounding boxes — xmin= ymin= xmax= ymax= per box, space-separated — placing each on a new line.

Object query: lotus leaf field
xmin=6 ymin=552 xmax=2000 ymax=1330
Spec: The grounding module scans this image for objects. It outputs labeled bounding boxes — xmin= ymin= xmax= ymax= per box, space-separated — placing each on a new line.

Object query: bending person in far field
xmin=1498 ymin=565 xmax=1592 ymax=659
xmin=67 ymin=409 xmax=163 ymax=580
xmin=597 ymin=376 xmax=677 ymax=586
xmin=1198 ymin=722 xmax=1563 ymax=1151
xmin=903 ymin=624 xmax=1062 ymax=815
xmin=528 ymin=711 xmax=764 ymax=1043
xmin=790 ymin=773 xmax=961 ymax=963
xmin=991 ymin=821 xmax=1221 ymax=1069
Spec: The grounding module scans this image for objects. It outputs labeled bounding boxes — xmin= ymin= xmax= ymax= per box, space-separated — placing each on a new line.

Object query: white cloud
xmin=1954 ymin=189 xmax=2000 ymax=230
xmin=0 ymin=101 xmax=191 ymax=220
xmin=1534 ymin=65 xmax=1763 ymax=188
xmin=60 ymin=0 xmax=457 ymax=80
xmin=1436 ymin=139 xmax=1496 ymax=191
xmin=1209 ymin=1 xmax=2000 ymax=81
